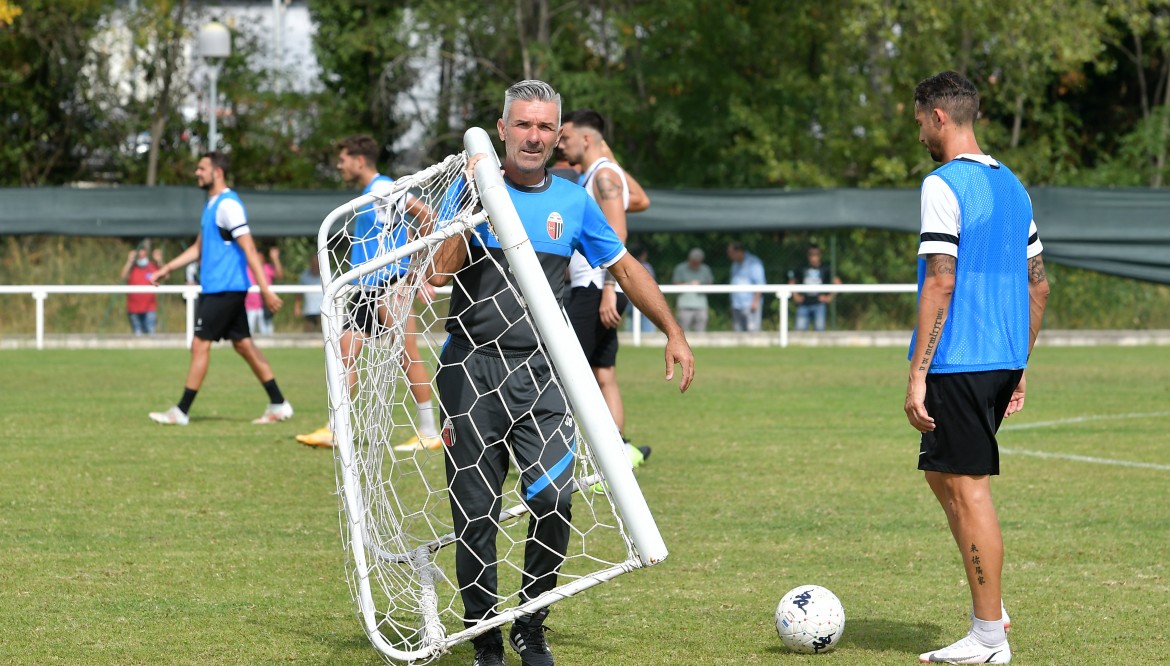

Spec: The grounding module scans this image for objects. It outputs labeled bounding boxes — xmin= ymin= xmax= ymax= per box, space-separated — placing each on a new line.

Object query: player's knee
xmin=525 ymin=483 xmax=572 ymax=519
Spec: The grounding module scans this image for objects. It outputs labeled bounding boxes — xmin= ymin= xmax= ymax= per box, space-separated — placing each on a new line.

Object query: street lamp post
xmin=197 ymin=22 xmax=231 ymax=152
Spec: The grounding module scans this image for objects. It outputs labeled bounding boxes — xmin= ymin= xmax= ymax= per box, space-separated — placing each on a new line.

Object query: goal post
xmin=315 ymin=127 xmax=667 ymax=664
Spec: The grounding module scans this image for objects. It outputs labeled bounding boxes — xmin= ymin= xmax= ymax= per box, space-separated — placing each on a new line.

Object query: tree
xmin=0 ymin=0 xmax=110 ymax=185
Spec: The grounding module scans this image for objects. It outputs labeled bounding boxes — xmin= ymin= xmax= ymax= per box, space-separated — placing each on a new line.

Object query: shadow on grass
xmin=843 ymin=618 xmax=942 ymax=653
xmin=760 ymin=618 xmax=941 ymax=658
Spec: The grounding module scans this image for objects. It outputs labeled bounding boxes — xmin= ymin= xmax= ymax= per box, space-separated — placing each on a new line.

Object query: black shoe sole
xmin=638 ymin=445 xmax=652 ymax=462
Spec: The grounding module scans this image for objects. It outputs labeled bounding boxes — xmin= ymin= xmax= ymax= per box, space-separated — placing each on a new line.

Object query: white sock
xmin=971 ymin=615 xmax=1007 ymax=646
xmin=416 ymin=399 xmax=438 ymax=438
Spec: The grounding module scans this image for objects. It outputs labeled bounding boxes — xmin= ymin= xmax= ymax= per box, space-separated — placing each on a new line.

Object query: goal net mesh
xmin=317 ymin=151 xmax=641 ymax=664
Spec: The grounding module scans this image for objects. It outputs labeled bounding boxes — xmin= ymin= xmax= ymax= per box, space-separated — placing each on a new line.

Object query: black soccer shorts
xmin=918 ymin=368 xmax=1024 ymax=476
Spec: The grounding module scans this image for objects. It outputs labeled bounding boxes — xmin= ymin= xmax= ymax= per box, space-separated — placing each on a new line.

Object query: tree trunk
xmin=146 ymin=0 xmax=188 ymax=187
xmin=1010 ymin=93 xmax=1025 ymax=149
xmin=1152 ymin=49 xmax=1170 ymax=188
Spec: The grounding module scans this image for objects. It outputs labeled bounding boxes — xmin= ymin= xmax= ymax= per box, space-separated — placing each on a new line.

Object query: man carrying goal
xmin=428 ymin=80 xmax=694 ymax=666
xmin=295 ymin=135 xmax=441 ymax=451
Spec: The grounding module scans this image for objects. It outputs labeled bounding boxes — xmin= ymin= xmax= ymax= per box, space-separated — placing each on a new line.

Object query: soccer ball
xmin=775 ymin=585 xmax=845 ymax=654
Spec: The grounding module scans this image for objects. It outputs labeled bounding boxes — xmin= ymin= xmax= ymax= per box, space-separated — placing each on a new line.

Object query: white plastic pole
xmin=778 ymin=289 xmax=790 ymax=348
xmin=208 ymin=67 xmax=219 ymax=151
xmin=33 ymin=290 xmax=46 ymax=350
xmin=464 ymin=127 xmax=668 ymax=565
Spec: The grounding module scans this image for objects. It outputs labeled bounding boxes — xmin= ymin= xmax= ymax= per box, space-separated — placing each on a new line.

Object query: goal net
xmin=315 ymin=128 xmax=667 ymax=664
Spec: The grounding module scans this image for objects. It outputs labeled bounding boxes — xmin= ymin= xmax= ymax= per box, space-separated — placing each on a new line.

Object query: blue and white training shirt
xmin=910 ymin=154 xmax=1043 ymax=373
xmin=199 ymin=189 xmax=251 ymax=294
xmin=350 ymin=174 xmax=411 ymax=287
xmin=446 ymin=172 xmax=625 ymax=351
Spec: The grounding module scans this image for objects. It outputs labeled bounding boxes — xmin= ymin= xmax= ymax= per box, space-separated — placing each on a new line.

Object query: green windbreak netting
xmin=2 ymin=184 xmax=1168 ymax=283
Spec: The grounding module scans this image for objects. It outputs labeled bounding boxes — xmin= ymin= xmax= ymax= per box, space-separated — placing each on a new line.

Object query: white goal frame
xmin=315 ymin=127 xmax=667 ymax=664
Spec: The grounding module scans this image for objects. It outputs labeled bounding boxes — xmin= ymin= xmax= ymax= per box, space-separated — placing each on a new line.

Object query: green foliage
xmin=0 ymin=0 xmax=112 ymax=185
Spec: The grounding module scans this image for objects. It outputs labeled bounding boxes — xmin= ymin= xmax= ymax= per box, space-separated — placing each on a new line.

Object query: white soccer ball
xmin=775 ymin=585 xmax=845 ymax=654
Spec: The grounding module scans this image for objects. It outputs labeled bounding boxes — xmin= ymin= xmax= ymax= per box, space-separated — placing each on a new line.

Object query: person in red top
xmin=121 ymin=242 xmax=163 ymax=335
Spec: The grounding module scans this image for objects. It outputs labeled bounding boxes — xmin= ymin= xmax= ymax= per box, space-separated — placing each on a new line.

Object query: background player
xmin=296 ymin=135 xmax=441 ymax=451
xmin=148 ymin=152 xmax=293 ymax=426
xmin=558 ymin=108 xmax=651 ymax=465
xmin=905 ymin=71 xmax=1049 ymax=665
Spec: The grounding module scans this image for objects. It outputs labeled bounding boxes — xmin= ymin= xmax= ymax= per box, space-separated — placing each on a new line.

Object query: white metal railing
xmin=0 ymin=282 xmax=918 ymax=350
xmin=631 ymin=283 xmax=917 ymax=347
xmin=0 ymin=284 xmax=321 ymax=350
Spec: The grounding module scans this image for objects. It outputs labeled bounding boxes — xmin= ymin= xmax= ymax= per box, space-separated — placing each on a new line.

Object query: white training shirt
xmin=918 ymin=154 xmax=1043 ymax=259
xmin=209 ymin=190 xmax=251 ymax=239
xmin=568 ymin=158 xmax=630 ymax=289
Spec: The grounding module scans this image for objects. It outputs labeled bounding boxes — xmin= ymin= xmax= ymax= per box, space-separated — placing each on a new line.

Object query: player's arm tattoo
xmin=1028 ymin=255 xmax=1047 ymax=285
xmin=925 ymin=254 xmax=956 ymax=277
xmin=595 ymin=172 xmax=623 ymax=201
xmin=918 ymin=307 xmax=946 ymax=372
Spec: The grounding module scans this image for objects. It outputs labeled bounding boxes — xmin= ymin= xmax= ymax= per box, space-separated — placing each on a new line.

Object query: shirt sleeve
xmin=919 ymin=174 xmax=959 ymax=257
xmin=1027 ymin=219 xmax=1044 ymax=258
xmin=574 ymin=196 xmax=626 ymax=268
xmin=216 ymin=198 xmax=250 ymax=239
xmin=750 ymin=257 xmax=765 ymax=284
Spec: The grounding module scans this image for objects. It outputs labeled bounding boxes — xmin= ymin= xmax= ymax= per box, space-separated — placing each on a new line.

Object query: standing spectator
xmin=120 ymin=241 xmax=162 ymax=335
xmin=905 ymin=70 xmax=1049 ymax=665
xmin=787 ymin=243 xmax=841 ymax=331
xmin=727 ymin=241 xmax=766 ymax=332
xmin=671 ymin=247 xmax=714 ymax=332
xmin=294 ymin=253 xmax=323 ymax=333
xmin=246 ymin=245 xmax=283 ymax=336
xmin=147 ymin=151 xmax=293 ymax=426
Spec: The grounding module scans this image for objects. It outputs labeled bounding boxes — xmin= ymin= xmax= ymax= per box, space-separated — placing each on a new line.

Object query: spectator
xmin=246 ymin=245 xmax=284 ymax=335
xmin=120 ymin=241 xmax=162 ymax=335
xmin=787 ymin=243 xmax=841 ymax=331
xmin=294 ymin=253 xmax=323 ymax=333
xmin=671 ymin=247 xmax=714 ymax=332
xmin=727 ymin=241 xmax=766 ymax=332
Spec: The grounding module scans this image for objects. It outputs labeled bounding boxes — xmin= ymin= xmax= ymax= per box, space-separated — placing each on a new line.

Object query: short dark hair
xmin=728 ymin=241 xmax=745 ymax=252
xmin=563 ymin=108 xmax=605 ymax=135
xmin=200 ymin=151 xmax=231 ymax=179
xmin=914 ymin=71 xmax=980 ymax=126
xmin=336 ymin=135 xmax=380 ymax=167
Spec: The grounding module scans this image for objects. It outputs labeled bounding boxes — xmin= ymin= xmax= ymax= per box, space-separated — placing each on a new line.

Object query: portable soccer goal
xmin=315 ymin=128 xmax=668 ymax=664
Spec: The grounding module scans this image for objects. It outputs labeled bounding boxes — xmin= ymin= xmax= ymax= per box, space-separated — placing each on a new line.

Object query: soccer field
xmin=2 ymin=345 xmax=1166 ymax=665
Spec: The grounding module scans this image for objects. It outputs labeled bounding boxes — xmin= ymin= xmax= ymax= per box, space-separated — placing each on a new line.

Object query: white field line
xmin=1000 ymin=411 xmax=1170 ymax=471
xmin=1001 ymin=411 xmax=1170 ymax=431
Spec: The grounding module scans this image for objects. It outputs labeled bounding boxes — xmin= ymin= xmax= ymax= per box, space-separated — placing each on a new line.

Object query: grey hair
xmin=503 ymin=79 xmax=562 ymax=127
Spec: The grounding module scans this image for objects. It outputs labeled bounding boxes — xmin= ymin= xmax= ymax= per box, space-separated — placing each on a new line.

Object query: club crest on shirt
xmin=546 ymin=212 xmax=564 ymax=240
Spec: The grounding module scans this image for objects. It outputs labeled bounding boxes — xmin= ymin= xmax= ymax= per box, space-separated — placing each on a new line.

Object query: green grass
xmin=1 ymin=346 xmax=1167 ymax=665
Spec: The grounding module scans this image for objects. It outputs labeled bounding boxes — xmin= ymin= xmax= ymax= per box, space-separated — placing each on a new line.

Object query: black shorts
xmin=194 ymin=291 xmax=251 ymax=342
xmin=567 ymin=286 xmax=628 ymax=368
xmin=918 ymin=368 xmax=1024 ymax=476
xmin=345 ymin=277 xmax=400 ymax=336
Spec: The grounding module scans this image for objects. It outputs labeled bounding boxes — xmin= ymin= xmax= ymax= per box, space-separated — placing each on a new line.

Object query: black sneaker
xmin=472 ymin=630 xmax=505 ymax=666
xmin=638 ymin=445 xmax=652 ymax=462
xmin=509 ymin=609 xmax=554 ymax=666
